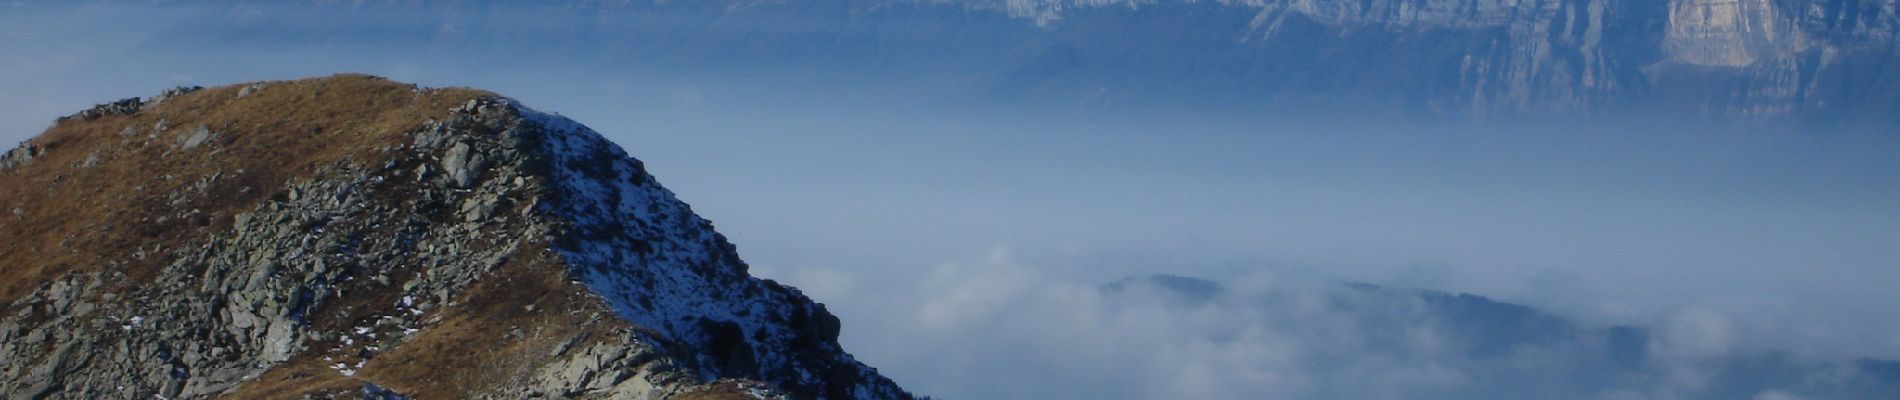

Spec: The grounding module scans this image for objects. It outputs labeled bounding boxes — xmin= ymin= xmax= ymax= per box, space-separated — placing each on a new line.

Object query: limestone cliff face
xmin=0 ymin=75 xmax=913 ymax=400
xmin=1664 ymin=0 xmax=1789 ymax=67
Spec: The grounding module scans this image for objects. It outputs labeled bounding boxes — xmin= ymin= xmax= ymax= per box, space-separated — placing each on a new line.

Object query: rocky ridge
xmin=0 ymin=75 xmax=913 ymax=399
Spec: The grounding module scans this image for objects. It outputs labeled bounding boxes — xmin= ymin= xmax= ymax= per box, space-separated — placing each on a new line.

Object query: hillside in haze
xmin=0 ymin=75 xmax=912 ymax=399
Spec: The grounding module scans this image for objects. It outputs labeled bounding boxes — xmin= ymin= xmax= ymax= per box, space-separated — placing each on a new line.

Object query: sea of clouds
xmin=759 ymin=248 xmax=1898 ymax=399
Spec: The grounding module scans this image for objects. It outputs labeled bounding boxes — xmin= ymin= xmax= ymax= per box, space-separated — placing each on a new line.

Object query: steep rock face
xmin=1663 ymin=0 xmax=1790 ymax=67
xmin=1238 ymin=0 xmax=1647 ymax=116
xmin=0 ymin=75 xmax=912 ymax=400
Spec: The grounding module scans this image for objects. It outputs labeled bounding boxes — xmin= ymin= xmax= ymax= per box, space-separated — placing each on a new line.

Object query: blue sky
xmin=4 ymin=2 xmax=1900 ymax=398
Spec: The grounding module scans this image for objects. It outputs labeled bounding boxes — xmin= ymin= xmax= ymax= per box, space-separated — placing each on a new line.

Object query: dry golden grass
xmin=354 ymin=244 xmax=633 ymax=399
xmin=215 ymin=355 xmax=365 ymax=400
xmin=0 ymin=74 xmax=490 ymax=307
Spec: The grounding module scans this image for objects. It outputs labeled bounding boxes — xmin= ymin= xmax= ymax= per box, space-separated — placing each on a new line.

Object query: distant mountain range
xmin=138 ymin=0 xmax=1900 ymax=123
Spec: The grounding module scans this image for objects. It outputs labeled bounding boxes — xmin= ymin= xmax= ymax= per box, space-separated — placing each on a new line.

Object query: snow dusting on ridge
xmin=512 ymin=103 xmax=910 ymax=399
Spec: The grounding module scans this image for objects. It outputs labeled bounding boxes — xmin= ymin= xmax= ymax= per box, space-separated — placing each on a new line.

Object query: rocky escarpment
xmin=0 ymin=75 xmax=913 ymax=399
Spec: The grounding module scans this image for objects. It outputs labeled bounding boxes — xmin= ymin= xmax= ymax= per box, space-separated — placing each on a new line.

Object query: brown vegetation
xmin=3 ymin=74 xmax=803 ymax=399
xmin=354 ymin=244 xmax=628 ymax=398
xmin=0 ymin=74 xmax=489 ymax=308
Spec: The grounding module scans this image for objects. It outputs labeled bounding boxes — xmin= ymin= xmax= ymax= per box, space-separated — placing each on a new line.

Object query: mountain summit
xmin=0 ymin=75 xmax=914 ymax=400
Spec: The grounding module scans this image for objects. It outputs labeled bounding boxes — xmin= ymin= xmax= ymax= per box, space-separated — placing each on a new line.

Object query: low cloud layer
xmin=762 ymin=248 xmax=1900 ymax=400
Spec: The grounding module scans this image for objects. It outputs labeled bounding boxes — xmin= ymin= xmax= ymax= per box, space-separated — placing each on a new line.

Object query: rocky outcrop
xmin=0 ymin=143 xmax=38 ymax=172
xmin=0 ymin=75 xmax=911 ymax=399
xmin=56 ymin=86 xmax=204 ymax=125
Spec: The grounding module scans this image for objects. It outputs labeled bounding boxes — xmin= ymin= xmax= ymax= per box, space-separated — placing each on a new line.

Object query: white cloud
xmin=915 ymin=246 xmax=1050 ymax=329
xmin=769 ymin=248 xmax=1896 ymax=400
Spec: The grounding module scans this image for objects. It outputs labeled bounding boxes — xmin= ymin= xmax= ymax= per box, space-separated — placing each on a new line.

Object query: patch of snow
xmin=122 ymin=315 xmax=146 ymax=331
xmin=331 ymin=362 xmax=356 ymax=377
